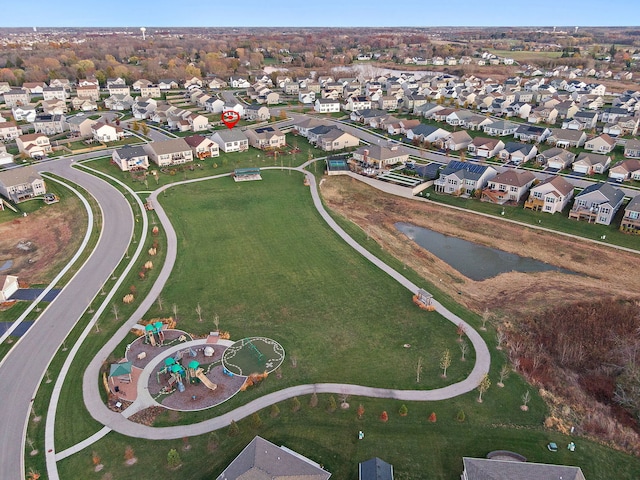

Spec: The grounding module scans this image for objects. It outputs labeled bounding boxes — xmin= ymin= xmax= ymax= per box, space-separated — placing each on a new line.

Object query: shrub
xmin=326 ymin=395 xmax=337 ymax=413
xmin=251 ymin=412 xmax=263 ymax=428
xmin=456 ymin=410 xmax=466 ymax=422
xmin=167 ymin=448 xmax=181 ymax=468
xmin=380 ymin=411 xmax=388 ymax=422
xmin=428 ymin=412 xmax=437 ymax=423
xmin=309 ymin=392 xmax=318 ymax=408
xmin=399 ymin=404 xmax=408 ymax=416
xmin=228 ymin=420 xmax=239 ymax=437
xmin=270 ymin=404 xmax=280 ymax=418
xmin=291 ymin=396 xmax=301 ymax=412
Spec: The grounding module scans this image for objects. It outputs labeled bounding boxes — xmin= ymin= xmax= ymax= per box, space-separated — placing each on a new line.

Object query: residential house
xmin=624 ymin=139 xmax=640 ymax=158
xmin=187 ymin=113 xmax=209 ymax=132
xmin=554 ymin=100 xmax=579 ymax=120
xmin=111 ymin=146 xmax=149 ymax=171
xmin=620 ymin=195 xmax=640 ymax=233
xmin=158 ymin=79 xmax=179 ymax=90
xmin=461 ymin=457 xmax=585 ymax=480
xmin=184 ymin=135 xmax=219 ymax=159
xmin=314 ymin=98 xmax=341 ymax=113
xmin=245 ymin=104 xmax=270 ymax=122
xmin=66 ymin=116 xmax=97 ymax=138
xmin=132 ymin=79 xmax=152 ymax=91
xmin=298 ymin=90 xmax=316 ymax=104
xmin=106 ymin=77 xmax=126 ymax=88
xmin=467 ymin=137 xmax=505 ymax=158
xmin=215 ymin=436 xmax=331 ymax=480
xmin=41 ymin=99 xmax=68 ymax=115
xmin=498 ymin=142 xmax=538 ymax=164
xmin=33 ymin=114 xmax=67 ymax=135
xmin=600 ymin=107 xmax=629 ymax=124
xmin=603 ymin=116 xmax=639 ymax=137
xmin=405 ymin=124 xmax=450 ymax=143
xmin=49 ymin=78 xmax=72 ymax=92
xmin=389 ymin=119 xmax=420 ymax=136
xmin=3 ymin=89 xmax=31 ymax=107
xmin=378 ymin=95 xmax=398 ymax=110
xmin=346 ymin=96 xmax=372 ymax=112
xmin=0 ymin=145 xmax=13 ymax=166
xmin=573 ymin=152 xmax=612 ymax=174
xmin=609 ymin=159 xmax=640 ymax=182
xmin=524 ymin=175 xmax=575 ymax=213
xmin=132 ymin=97 xmax=158 ymax=120
xmin=315 ymin=128 xmax=359 ymax=152
xmin=222 ymin=102 xmax=245 ymax=120
xmin=104 ymin=94 xmax=134 ymax=111
xmin=210 ymin=129 xmax=249 ymax=153
xmin=12 ymin=105 xmax=37 ymax=122
xmin=568 ymin=110 xmax=598 ymax=130
xmin=528 ymin=105 xmax=558 ymax=124
xmin=0 ymin=275 xmax=19 ymax=302
xmin=483 ymin=120 xmax=519 ymax=137
xmin=434 ymin=161 xmax=497 ymax=195
xmin=229 ymin=77 xmax=250 ymax=89
xmin=0 ymin=122 xmax=21 ymax=141
xmin=584 ymin=133 xmax=616 ymax=154
xmin=293 ymin=117 xmax=331 ymax=138
xmin=537 ymin=147 xmax=576 ymax=170
xmin=145 ymin=138 xmax=194 ymax=166
xmin=245 ymin=126 xmax=286 ymax=150
xmin=481 ymin=169 xmax=537 ymax=204
xmin=438 ymin=130 xmax=473 ymax=151
xmin=139 ymin=84 xmax=162 ymax=98
xmin=284 ymin=82 xmax=299 ymax=95
xmin=547 ymin=128 xmax=587 ymax=148
xmin=204 ymin=97 xmax=225 ymax=114
xmin=353 ymin=144 xmax=409 ymax=168
xmin=16 ymin=133 xmax=51 ymax=158
xmin=207 ymin=77 xmax=228 ymax=89
xmin=42 ymin=86 xmax=68 ymax=101
xmin=359 ymin=457 xmax=393 ymax=480
xmin=513 ymin=124 xmax=550 ymax=143
xmin=91 ymin=122 xmax=124 ymax=143
xmin=22 ymin=82 xmax=46 ymax=94
xmin=183 ymin=77 xmax=203 ymax=89
xmin=0 ymin=166 xmax=47 ymax=203
xmin=71 ymin=96 xmax=98 ymax=111
xmin=569 ymin=182 xmax=624 ymax=225
xmin=75 ymin=85 xmax=100 ymax=101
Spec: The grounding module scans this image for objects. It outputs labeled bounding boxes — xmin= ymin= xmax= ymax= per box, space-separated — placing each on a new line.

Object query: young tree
xmin=481 ymin=308 xmax=491 ymax=330
xmin=172 ymin=303 xmax=179 ymax=321
xmin=141 ymin=122 xmax=150 ymax=135
xmin=157 ymin=295 xmax=164 ymax=311
xmin=167 ymin=448 xmax=181 ymax=468
xmin=456 ymin=322 xmax=466 ymax=342
xmin=416 ymin=356 xmax=423 ymax=383
xmin=357 ymin=403 xmax=365 ymax=419
xmin=428 ymin=412 xmax=437 ymax=423
xmin=270 ymin=403 xmax=280 ymax=418
xmin=112 ymin=303 xmax=119 ymax=322
xmin=456 ymin=410 xmax=466 ymax=422
xmin=460 ymin=340 xmax=469 ymax=361
xmin=497 ymin=365 xmax=510 ymax=387
xmin=290 ymin=396 xmax=301 ymax=412
xmin=380 ymin=410 xmax=389 ymax=422
xmin=440 ymin=349 xmax=451 ymax=378
xmin=228 ymin=420 xmax=239 ymax=436
xmin=399 ymin=404 xmax=408 ymax=416
xmin=521 ymin=390 xmax=531 ymax=411
xmin=213 ymin=313 xmax=220 ymax=331
xmin=326 ymin=395 xmax=337 ymax=413
xmin=477 ymin=374 xmax=491 ymax=403
xmin=195 ymin=303 xmax=203 ymax=323
xmin=309 ymin=391 xmax=318 ymax=408
xmin=207 ymin=432 xmax=219 ymax=452
xmin=251 ymin=412 xmax=263 ymax=428
xmin=496 ymin=330 xmax=506 ymax=350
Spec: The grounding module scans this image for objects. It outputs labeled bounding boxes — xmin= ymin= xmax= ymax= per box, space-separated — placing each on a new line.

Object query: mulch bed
xmin=126 ymin=329 xmax=193 ymax=369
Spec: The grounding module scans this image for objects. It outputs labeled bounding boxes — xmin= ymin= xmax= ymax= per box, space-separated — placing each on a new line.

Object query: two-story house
xmin=352 ymin=144 xmax=408 ymax=168
xmin=0 ymin=166 xmax=46 ymax=203
xmin=3 ymin=89 xmax=31 ymax=107
xmin=498 ymin=142 xmax=538 ymax=164
xmin=91 ymin=122 xmax=124 ymax=143
xmin=16 ymin=133 xmax=52 ymax=158
xmin=314 ymin=98 xmax=341 ymax=113
xmin=568 ymin=182 xmax=624 ymax=225
xmin=33 ymin=114 xmax=67 ymax=135
xmin=481 ymin=169 xmax=536 ymax=204
xmin=144 ymin=138 xmax=194 ymax=166
xmin=245 ymin=126 xmax=286 ymax=150
xmin=467 ymin=137 xmax=505 ymax=159
xmin=210 ymin=129 xmax=249 ymax=153
xmin=609 ymin=159 xmax=640 ymax=182
xmin=112 ymin=145 xmax=149 ymax=171
xmin=0 ymin=121 xmax=21 ymax=141
xmin=620 ymin=195 xmax=640 ymax=233
xmin=434 ymin=161 xmax=497 ymax=195
xmin=315 ymin=128 xmax=359 ymax=152
xmin=524 ymin=175 xmax=574 ymax=213
xmin=184 ymin=135 xmax=219 ymax=159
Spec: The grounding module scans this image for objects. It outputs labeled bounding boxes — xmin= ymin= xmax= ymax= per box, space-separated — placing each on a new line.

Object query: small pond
xmin=395 ymin=222 xmax=576 ymax=281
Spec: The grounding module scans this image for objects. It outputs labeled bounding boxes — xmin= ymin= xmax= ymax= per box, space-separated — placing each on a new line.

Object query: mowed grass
xmin=153 ymin=170 xmax=473 ymax=390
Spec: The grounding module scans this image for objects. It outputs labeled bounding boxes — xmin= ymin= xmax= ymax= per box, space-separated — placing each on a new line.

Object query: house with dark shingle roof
xmin=434 ymin=160 xmax=497 ymax=195
xmin=524 ymin=175 xmax=574 ymax=213
xmin=481 ymin=169 xmax=536 ymax=204
xmin=498 ymin=142 xmax=537 ymax=164
xmin=572 ymin=152 xmax=611 ymax=175
xmin=462 ymin=457 xmax=586 ymax=480
xmin=216 ymin=436 xmax=331 ymax=480
xmin=112 ymin=145 xmax=149 ymax=172
xmin=569 ymin=182 xmax=624 ymax=225
xmin=536 ymin=147 xmax=576 ymax=170
xmin=621 ymin=195 xmax=640 ymax=233
xmin=210 ymin=129 xmax=249 ymax=153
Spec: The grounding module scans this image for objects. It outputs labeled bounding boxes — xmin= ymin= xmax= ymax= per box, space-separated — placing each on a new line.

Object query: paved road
xmin=0 ymin=159 xmax=133 ymax=480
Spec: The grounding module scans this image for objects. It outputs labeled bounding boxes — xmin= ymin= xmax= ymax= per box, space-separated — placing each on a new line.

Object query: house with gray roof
xmin=569 ymin=182 xmax=624 ymax=225
xmin=112 ymin=146 xmax=149 ymax=172
xmin=498 ymin=142 xmax=538 ymax=164
xmin=245 ymin=125 xmax=286 ymax=150
xmin=536 ymin=147 xmax=575 ymax=170
xmin=0 ymin=166 xmax=46 ymax=203
xmin=621 ymin=195 xmax=640 ymax=233
xmin=210 ymin=129 xmax=249 ymax=153
xmin=353 ymin=144 xmax=408 ymax=167
xmin=216 ymin=436 xmax=331 ymax=480
xmin=572 ymin=152 xmax=611 ymax=175
xmin=462 ymin=457 xmax=586 ymax=480
xmin=144 ymin=138 xmax=193 ymax=166
xmin=434 ymin=160 xmax=497 ymax=195
xmin=481 ymin=169 xmax=536 ymax=204
xmin=483 ymin=120 xmax=520 ymax=136
xmin=405 ymin=124 xmax=450 ymax=143
xmin=513 ymin=124 xmax=551 ymax=143
xmin=547 ymin=128 xmax=587 ymax=148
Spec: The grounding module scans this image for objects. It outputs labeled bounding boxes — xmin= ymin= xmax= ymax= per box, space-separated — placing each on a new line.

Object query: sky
xmin=0 ymin=0 xmax=638 ymax=28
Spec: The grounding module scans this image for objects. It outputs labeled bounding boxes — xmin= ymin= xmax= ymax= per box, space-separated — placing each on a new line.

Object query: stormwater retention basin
xmin=395 ymin=222 xmax=576 ymax=281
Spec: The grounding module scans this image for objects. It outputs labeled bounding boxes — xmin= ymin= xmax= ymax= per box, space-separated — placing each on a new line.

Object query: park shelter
xmin=108 ymin=361 xmax=132 ymax=386
xmin=233 ymin=167 xmax=262 ymax=182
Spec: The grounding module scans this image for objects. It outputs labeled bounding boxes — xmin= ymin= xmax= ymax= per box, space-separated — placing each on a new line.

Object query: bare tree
xmin=213 ymin=314 xmax=220 ymax=331
xmin=497 ymin=364 xmax=510 ymax=387
xmin=460 ymin=340 xmax=469 ymax=361
xmin=172 ymin=303 xmax=178 ymax=321
xmin=456 ymin=323 xmax=466 ymax=342
xmin=112 ymin=304 xmax=119 ymax=322
xmin=157 ymin=296 xmax=164 ymax=311
xmin=440 ymin=349 xmax=451 ymax=378
xmin=416 ymin=356 xmax=423 ymax=383
xmin=481 ymin=308 xmax=491 ymax=330
xmin=521 ymin=390 xmax=531 ymax=411
xmin=477 ymin=374 xmax=491 ymax=403
xmin=196 ymin=303 xmax=203 ymax=323
xmin=496 ymin=330 xmax=506 ymax=350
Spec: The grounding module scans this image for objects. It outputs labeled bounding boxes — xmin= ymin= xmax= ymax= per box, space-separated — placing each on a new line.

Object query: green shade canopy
xmin=109 ymin=362 xmax=132 ymax=378
xmin=170 ymin=364 xmax=183 ymax=374
xmin=188 ymin=360 xmax=199 ymax=369
xmin=164 ymin=357 xmax=176 ymax=367
xmin=144 ymin=324 xmax=154 ymax=331
xmin=154 ymin=321 xmax=163 ymax=331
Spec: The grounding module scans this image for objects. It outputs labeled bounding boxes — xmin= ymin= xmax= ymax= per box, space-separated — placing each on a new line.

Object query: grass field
xmin=487 ymin=49 xmax=563 ymax=61
xmin=27 ymin=168 xmax=640 ymax=479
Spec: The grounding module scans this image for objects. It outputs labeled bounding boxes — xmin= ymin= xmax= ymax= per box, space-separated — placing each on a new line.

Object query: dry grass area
xmin=0 ymin=199 xmax=85 ymax=285
xmin=321 ymin=175 xmax=640 ymax=454
xmin=320 ymin=176 xmax=640 ymax=319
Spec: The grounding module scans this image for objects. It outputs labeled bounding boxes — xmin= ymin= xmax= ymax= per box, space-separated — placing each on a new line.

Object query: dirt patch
xmin=319 ymin=176 xmax=640 ymax=319
xmin=0 ymin=199 xmax=85 ymax=284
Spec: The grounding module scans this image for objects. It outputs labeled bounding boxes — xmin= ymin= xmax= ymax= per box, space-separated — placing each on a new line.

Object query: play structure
xmin=194 ymin=369 xmax=217 ymax=391
xmin=222 ymin=336 xmax=285 ymax=376
xmin=157 ymin=352 xmax=218 ymax=394
xmin=156 ymin=357 xmax=186 ymax=392
xmin=144 ymin=321 xmax=165 ymax=346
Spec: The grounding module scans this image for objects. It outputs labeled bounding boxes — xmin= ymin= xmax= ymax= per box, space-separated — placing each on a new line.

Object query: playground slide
xmin=195 ymin=369 xmax=217 ymax=391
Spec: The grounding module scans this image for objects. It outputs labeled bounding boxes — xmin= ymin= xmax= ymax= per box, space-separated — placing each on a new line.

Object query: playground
xmin=222 ymin=337 xmax=285 ymax=376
